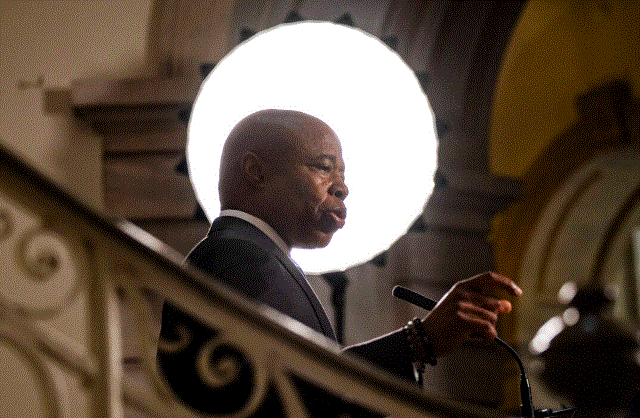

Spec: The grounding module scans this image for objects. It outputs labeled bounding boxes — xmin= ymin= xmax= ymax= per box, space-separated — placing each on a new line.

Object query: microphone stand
xmin=392 ymin=285 xmax=575 ymax=418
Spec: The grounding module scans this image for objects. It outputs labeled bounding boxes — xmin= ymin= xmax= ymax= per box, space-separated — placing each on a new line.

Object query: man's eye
xmin=314 ymin=164 xmax=332 ymax=172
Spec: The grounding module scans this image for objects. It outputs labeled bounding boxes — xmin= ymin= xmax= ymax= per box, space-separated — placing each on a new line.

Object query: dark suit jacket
xmin=188 ymin=216 xmax=337 ymax=339
xmin=158 ymin=216 xmax=414 ymax=414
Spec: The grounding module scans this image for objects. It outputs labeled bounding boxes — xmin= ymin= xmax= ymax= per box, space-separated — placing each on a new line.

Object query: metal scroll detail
xmin=0 ymin=319 xmax=63 ymax=418
xmin=157 ymin=316 xmax=269 ymax=417
xmin=195 ymin=337 xmax=248 ymax=391
xmin=0 ymin=198 xmax=80 ymax=318
xmin=154 ymin=301 xmax=388 ymax=417
xmin=0 ymin=195 xmax=87 ymax=418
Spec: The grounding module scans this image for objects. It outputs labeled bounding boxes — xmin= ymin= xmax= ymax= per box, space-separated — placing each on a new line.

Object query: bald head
xmin=219 ymin=109 xmax=332 ymax=208
xmin=218 ymin=109 xmax=349 ymax=249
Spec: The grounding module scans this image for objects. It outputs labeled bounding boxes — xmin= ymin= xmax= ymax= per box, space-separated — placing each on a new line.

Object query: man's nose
xmin=329 ymin=177 xmax=349 ymax=200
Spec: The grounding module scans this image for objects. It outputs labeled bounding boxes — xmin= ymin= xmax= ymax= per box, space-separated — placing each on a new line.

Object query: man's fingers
xmin=423 ymin=272 xmax=522 ymax=357
xmin=457 ymin=301 xmax=498 ymax=324
xmin=499 ymin=300 xmax=512 ymax=314
xmin=457 ymin=288 xmax=509 ymax=314
xmin=456 ymin=310 xmax=498 ymax=344
xmin=464 ymin=271 xmax=522 ymax=297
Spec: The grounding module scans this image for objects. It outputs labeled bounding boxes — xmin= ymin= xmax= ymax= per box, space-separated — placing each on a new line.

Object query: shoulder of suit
xmin=186 ymin=235 xmax=271 ymax=274
xmin=188 ymin=234 xmax=269 ymax=260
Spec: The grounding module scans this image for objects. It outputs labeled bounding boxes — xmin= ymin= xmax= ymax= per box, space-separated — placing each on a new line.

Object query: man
xmin=158 ymin=109 xmax=522 ymax=414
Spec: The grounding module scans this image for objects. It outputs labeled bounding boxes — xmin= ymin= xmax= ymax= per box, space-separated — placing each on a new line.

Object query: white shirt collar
xmin=219 ymin=209 xmax=290 ymax=254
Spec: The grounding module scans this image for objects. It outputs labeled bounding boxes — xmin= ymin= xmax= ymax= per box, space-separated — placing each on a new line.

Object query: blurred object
xmin=533 ymin=285 xmax=640 ymax=417
xmin=491 ymin=1 xmax=640 ymax=178
xmin=492 ymin=83 xmax=640 ymax=347
xmin=490 ymin=0 xmax=640 ymax=354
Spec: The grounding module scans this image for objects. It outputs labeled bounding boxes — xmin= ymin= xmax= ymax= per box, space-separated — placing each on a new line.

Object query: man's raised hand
xmin=420 ymin=271 xmax=522 ymax=357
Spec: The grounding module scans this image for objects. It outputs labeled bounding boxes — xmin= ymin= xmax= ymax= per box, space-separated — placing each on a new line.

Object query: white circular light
xmin=188 ymin=21 xmax=437 ymax=274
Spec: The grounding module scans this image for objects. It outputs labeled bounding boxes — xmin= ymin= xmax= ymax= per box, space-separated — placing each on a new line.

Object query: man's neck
xmin=219 ymin=209 xmax=291 ymax=254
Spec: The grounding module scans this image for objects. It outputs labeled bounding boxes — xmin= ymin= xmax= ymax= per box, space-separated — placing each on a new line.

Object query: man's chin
xmin=299 ymin=231 xmax=334 ymax=249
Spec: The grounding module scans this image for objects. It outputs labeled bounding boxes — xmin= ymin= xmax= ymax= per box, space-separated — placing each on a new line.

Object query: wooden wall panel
xmin=102 ymin=128 xmax=187 ymax=153
xmin=72 ymin=77 xmax=200 ymax=107
xmin=104 ymin=153 xmax=198 ymax=219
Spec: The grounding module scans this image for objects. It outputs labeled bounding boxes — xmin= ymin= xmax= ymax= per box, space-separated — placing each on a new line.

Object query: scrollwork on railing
xmin=20 ymin=230 xmax=63 ymax=280
xmin=0 ymin=197 xmax=81 ymax=318
xmin=195 ymin=336 xmax=248 ymax=390
xmin=156 ymin=307 xmax=271 ymax=417
xmin=0 ymin=305 xmax=65 ymax=418
xmin=156 ymin=322 xmax=191 ymax=354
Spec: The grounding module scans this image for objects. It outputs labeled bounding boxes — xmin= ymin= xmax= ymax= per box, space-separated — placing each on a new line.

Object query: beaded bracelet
xmin=404 ymin=317 xmax=437 ymax=370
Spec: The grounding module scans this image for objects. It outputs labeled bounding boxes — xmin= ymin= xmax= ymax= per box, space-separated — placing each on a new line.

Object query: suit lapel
xmin=209 ymin=217 xmax=336 ymax=340
xmin=269 ymin=244 xmax=336 ymax=340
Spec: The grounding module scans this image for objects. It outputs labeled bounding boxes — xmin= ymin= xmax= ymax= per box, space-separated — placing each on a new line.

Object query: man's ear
xmin=242 ymin=152 xmax=267 ymax=187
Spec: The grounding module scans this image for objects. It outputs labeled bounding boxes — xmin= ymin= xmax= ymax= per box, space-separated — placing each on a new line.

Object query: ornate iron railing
xmin=0 ymin=144 xmax=502 ymax=417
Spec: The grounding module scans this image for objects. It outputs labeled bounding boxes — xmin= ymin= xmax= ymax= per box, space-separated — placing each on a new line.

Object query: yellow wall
xmin=490 ymin=0 xmax=640 ymax=178
xmin=0 ymin=0 xmax=153 ymax=209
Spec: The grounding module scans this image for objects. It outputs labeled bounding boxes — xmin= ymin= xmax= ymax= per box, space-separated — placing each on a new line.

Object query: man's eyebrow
xmin=315 ymin=154 xmax=336 ymax=161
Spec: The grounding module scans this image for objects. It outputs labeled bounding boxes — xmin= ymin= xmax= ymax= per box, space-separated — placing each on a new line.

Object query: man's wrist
xmin=404 ymin=317 xmax=437 ymax=370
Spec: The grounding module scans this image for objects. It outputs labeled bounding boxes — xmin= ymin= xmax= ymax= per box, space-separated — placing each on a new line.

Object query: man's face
xmin=267 ymin=121 xmax=348 ymax=249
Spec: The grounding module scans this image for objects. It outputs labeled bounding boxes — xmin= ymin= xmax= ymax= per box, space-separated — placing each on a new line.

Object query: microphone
xmin=392 ymin=285 xmax=539 ymax=417
xmin=392 ymin=285 xmax=437 ymax=310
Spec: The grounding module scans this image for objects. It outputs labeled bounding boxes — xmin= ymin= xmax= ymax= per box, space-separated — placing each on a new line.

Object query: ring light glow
xmin=188 ymin=21 xmax=437 ymax=274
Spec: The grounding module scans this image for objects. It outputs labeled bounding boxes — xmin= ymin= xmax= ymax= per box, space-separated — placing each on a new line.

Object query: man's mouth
xmin=320 ymin=206 xmax=347 ymax=232
xmin=328 ymin=210 xmax=346 ymax=228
